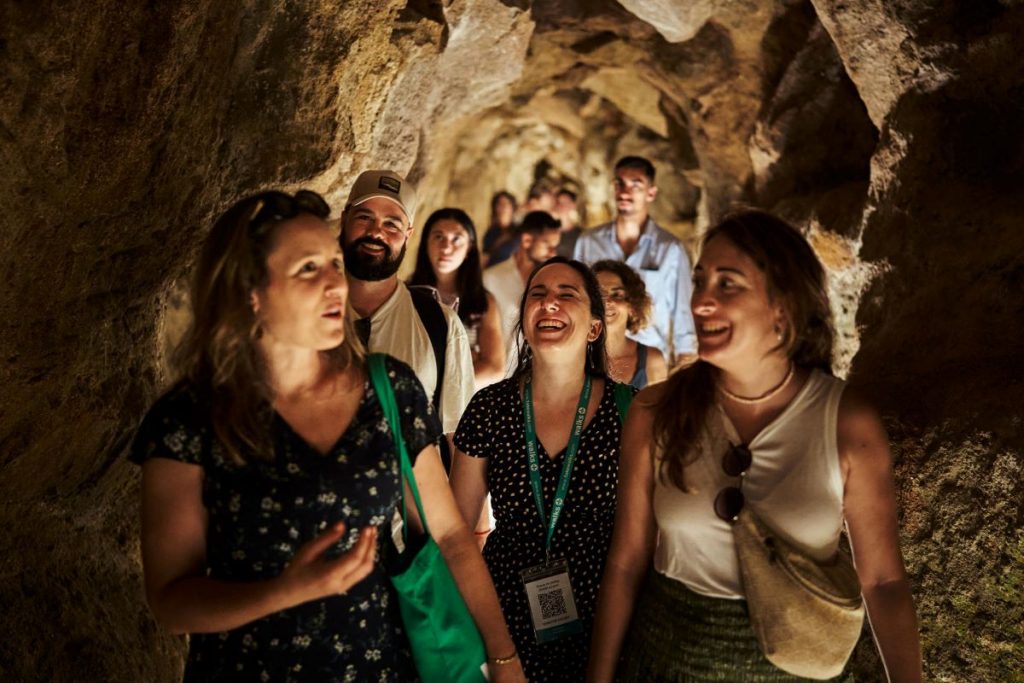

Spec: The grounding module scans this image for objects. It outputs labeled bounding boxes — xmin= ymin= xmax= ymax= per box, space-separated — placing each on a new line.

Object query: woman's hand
xmin=142 ymin=459 xmax=377 ymax=634
xmin=277 ymin=523 xmax=378 ymax=604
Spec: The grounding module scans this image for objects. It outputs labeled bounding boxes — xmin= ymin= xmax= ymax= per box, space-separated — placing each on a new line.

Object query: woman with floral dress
xmin=131 ymin=190 xmax=525 ymax=682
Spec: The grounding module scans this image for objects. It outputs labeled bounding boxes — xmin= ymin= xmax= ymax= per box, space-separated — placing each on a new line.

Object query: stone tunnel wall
xmin=1 ymin=0 xmax=1022 ymax=680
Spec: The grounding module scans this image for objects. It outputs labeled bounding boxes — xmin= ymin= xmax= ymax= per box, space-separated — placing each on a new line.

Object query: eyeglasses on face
xmin=247 ymin=190 xmax=331 ymax=236
xmin=713 ymin=443 xmax=752 ymax=522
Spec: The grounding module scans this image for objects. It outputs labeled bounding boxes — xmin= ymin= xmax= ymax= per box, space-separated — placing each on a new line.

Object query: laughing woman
xmin=130 ymin=190 xmax=524 ymax=682
xmin=451 ymin=256 xmax=636 ymax=682
xmin=588 ymin=211 xmax=922 ymax=682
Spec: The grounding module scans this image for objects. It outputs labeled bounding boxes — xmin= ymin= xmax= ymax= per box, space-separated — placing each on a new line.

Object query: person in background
xmin=574 ymin=156 xmax=696 ymax=364
xmin=490 ymin=183 xmax=558 ymax=267
xmin=483 ymin=211 xmax=561 ymax=362
xmin=340 ymin=170 xmax=474 ymax=472
xmin=408 ymin=207 xmax=506 ymax=389
xmin=554 ymin=188 xmax=583 ymax=259
xmin=482 ymin=190 xmax=518 ymax=267
xmin=452 ymin=256 xmax=635 ymax=682
xmin=131 ymin=190 xmax=526 ymax=683
xmin=592 ymin=259 xmax=667 ymax=388
xmin=588 ymin=210 xmax=922 ymax=682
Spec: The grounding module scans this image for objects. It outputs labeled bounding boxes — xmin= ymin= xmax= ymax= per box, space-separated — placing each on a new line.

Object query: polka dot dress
xmin=455 ymin=376 xmax=634 ymax=682
xmin=130 ymin=356 xmax=439 ymax=683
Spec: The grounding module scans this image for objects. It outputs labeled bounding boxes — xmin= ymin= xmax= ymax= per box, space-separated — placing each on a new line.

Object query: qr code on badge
xmin=538 ymin=588 xmax=568 ymax=620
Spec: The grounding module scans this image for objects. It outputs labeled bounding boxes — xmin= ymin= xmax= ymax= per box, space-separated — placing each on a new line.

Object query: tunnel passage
xmin=1 ymin=1 xmax=1023 ymax=681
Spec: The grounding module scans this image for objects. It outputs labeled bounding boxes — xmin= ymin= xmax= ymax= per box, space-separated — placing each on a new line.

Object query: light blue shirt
xmin=574 ymin=219 xmax=696 ymax=357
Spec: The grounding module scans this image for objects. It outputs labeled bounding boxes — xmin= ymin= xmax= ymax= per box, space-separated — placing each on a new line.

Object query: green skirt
xmin=618 ymin=571 xmax=855 ymax=683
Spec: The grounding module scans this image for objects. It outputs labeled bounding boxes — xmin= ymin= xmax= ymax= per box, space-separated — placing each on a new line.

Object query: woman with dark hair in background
xmin=592 ymin=259 xmax=667 ymax=389
xmin=482 ymin=190 xmax=518 ymax=266
xmin=451 ymin=256 xmax=636 ymax=682
xmin=131 ymin=190 xmax=525 ymax=682
xmin=589 ymin=211 xmax=921 ymax=682
xmin=409 ymin=207 xmax=506 ymax=388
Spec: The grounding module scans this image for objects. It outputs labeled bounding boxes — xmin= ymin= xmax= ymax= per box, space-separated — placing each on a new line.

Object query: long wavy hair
xmin=653 ymin=210 xmax=834 ymax=491
xmin=511 ymin=256 xmax=608 ymax=381
xmin=173 ymin=189 xmax=362 ymax=465
xmin=408 ymin=208 xmax=488 ymax=322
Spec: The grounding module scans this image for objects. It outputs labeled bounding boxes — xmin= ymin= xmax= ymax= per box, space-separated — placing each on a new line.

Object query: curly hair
xmin=591 ymin=260 xmax=653 ymax=334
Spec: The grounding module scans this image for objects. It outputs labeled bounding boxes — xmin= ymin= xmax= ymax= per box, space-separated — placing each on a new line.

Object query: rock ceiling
xmin=1 ymin=1 xmax=1023 ymax=680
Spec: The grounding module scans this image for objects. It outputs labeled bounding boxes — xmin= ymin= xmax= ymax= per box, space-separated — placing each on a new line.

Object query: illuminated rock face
xmin=0 ymin=1 xmax=1021 ymax=680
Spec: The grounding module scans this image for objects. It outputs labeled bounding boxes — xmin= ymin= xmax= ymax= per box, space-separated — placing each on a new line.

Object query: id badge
xmin=521 ymin=558 xmax=582 ymax=643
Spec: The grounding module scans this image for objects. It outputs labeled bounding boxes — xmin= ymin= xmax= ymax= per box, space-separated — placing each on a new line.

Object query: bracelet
xmin=488 ymin=651 xmax=518 ymax=665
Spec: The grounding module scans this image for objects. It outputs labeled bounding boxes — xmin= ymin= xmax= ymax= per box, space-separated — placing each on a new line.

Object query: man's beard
xmin=342 ymin=236 xmax=407 ymax=281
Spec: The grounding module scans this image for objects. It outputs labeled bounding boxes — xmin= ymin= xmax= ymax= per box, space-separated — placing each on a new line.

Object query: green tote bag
xmin=368 ymin=354 xmax=488 ymax=683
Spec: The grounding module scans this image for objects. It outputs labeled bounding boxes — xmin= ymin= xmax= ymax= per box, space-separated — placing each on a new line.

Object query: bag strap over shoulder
xmin=407 ymin=285 xmax=448 ymax=413
xmin=613 ymin=382 xmax=634 ymax=426
xmin=367 ymin=353 xmax=429 ymax=540
xmin=407 ymin=285 xmax=453 ymax=472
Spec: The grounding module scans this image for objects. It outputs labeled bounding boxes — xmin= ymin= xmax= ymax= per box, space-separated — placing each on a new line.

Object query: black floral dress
xmin=130 ymin=357 xmax=439 ymax=683
xmin=454 ymin=376 xmax=634 ymax=682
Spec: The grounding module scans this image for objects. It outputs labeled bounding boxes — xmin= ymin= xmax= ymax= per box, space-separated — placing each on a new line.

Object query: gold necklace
xmin=718 ymin=363 xmax=795 ymax=405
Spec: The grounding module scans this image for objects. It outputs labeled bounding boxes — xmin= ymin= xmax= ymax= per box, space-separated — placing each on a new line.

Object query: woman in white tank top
xmin=588 ymin=211 xmax=922 ymax=682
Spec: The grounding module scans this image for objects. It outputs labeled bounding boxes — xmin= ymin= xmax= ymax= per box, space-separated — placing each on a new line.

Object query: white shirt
xmin=482 ymin=257 xmax=527 ymax=365
xmin=653 ymin=370 xmax=846 ymax=598
xmin=349 ymin=283 xmax=475 ymax=434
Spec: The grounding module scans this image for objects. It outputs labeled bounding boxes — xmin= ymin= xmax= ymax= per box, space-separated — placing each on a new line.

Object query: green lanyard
xmin=523 ymin=374 xmax=592 ymax=557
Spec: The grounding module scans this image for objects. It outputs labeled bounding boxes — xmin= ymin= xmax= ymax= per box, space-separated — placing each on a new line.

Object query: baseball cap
xmin=345 ymin=170 xmax=417 ymax=225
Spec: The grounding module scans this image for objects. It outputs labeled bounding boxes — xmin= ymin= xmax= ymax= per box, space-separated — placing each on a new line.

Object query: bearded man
xmin=340 ymin=170 xmax=475 ymax=461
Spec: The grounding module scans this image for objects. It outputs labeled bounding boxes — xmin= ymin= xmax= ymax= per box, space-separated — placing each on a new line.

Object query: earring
xmin=774 ymin=325 xmax=784 ymax=342
xmin=586 ymin=341 xmax=594 ymax=368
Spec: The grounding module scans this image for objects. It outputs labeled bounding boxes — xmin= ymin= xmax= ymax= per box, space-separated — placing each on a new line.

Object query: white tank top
xmin=653 ymin=369 xmax=846 ymax=599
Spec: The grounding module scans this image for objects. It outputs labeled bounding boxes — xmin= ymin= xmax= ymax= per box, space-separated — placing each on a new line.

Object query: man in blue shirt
xmin=573 ymin=156 xmax=696 ymax=363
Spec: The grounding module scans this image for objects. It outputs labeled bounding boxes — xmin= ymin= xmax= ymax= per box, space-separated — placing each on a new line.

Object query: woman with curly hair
xmin=592 ymin=259 xmax=667 ymax=388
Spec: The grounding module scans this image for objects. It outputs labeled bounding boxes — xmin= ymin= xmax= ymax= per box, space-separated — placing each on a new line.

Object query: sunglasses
xmin=713 ymin=443 xmax=753 ymax=522
xmin=248 ymin=190 xmax=331 ymax=236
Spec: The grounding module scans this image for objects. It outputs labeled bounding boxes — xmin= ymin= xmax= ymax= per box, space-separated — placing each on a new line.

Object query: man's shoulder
xmin=645 ymin=219 xmax=682 ymax=245
xmin=483 ymin=258 xmax=516 ymax=289
xmin=578 ymin=221 xmax=615 ymax=242
xmin=439 ymin=301 xmax=468 ymax=341
xmin=404 ymin=284 xmax=450 ymax=330
xmin=369 ymin=280 xmax=413 ymax=322
xmin=484 ymin=257 xmax=516 ymax=275
xmin=573 ymin=222 xmax=615 ymax=260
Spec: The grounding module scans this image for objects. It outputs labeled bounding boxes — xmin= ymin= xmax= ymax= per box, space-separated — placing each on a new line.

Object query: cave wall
xmin=810 ymin=2 xmax=1024 ymax=677
xmin=1 ymin=0 xmax=1022 ymax=680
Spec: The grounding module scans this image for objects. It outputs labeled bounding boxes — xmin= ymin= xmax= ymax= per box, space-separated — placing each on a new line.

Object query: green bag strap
xmin=613 ymin=381 xmax=634 ymax=426
xmin=367 ymin=353 xmax=430 ymax=541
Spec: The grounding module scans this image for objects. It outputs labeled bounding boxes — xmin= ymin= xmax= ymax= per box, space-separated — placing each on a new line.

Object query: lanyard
xmin=523 ymin=374 xmax=592 ymax=556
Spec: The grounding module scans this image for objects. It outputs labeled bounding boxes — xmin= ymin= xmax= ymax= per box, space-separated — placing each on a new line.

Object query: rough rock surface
xmin=1 ymin=0 xmax=1022 ymax=680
